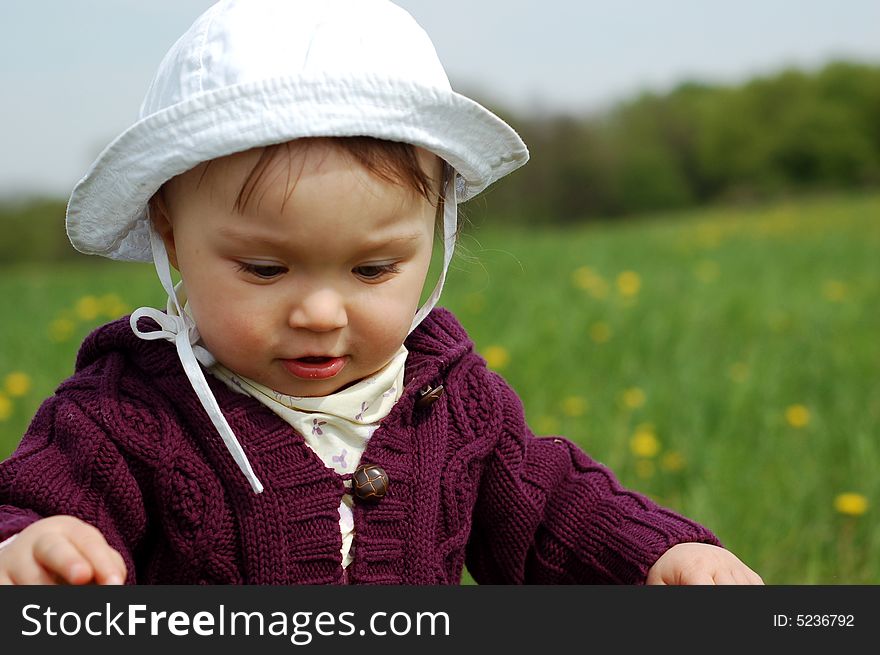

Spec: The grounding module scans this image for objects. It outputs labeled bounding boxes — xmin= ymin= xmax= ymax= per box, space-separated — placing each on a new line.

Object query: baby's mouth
xmin=282 ymin=356 xmax=348 ymax=380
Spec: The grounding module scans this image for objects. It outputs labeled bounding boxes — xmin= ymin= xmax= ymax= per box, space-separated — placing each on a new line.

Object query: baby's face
xmin=156 ymin=140 xmax=439 ymax=396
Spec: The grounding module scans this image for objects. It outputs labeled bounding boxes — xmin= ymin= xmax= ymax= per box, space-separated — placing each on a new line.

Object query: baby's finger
xmin=710 ymin=570 xmax=739 ymax=585
xmin=92 ymin=546 xmax=126 ymax=585
xmin=68 ymin=529 xmax=126 ymax=585
xmin=677 ymin=569 xmax=716 ymax=585
xmin=736 ymin=568 xmax=764 ymax=585
xmin=8 ymin=555 xmax=59 ymax=585
xmin=32 ymin=534 xmax=95 ymax=585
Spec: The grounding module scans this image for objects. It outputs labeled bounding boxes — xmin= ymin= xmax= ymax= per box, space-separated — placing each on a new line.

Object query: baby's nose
xmin=288 ymin=288 xmax=348 ymax=332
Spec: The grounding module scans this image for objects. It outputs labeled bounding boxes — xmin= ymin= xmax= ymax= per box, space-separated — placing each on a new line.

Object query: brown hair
xmin=240 ymin=137 xmax=444 ymax=212
xmin=151 ymin=136 xmax=448 ymax=222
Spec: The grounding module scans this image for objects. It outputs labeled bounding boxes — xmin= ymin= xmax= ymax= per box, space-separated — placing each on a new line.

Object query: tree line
xmin=467 ymin=60 xmax=880 ymax=224
xmin=3 ymin=60 xmax=879 ymax=263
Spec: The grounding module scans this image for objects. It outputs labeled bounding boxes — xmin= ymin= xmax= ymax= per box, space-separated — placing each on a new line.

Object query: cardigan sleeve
xmin=464 ymin=368 xmax=721 ymax=584
xmin=0 ymin=392 xmax=148 ymax=581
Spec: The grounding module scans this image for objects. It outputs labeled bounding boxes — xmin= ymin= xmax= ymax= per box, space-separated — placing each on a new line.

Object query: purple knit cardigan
xmin=0 ymin=308 xmax=719 ymax=584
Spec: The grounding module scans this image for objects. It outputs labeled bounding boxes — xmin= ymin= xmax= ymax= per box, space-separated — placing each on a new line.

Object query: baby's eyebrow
xmin=214 ymin=226 xmax=425 ymax=250
xmin=353 ymin=231 xmax=428 ymax=256
xmin=215 ymin=226 xmax=286 ymax=247
xmin=361 ymin=232 xmax=424 ymax=247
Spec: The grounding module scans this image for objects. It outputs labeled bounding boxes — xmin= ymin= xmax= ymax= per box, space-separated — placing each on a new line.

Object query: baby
xmin=0 ymin=0 xmax=761 ymax=585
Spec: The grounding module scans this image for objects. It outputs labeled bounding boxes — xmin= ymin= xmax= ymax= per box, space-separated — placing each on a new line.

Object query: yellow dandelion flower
xmin=635 ymin=459 xmax=655 ymax=479
xmin=48 ymin=317 xmax=76 ymax=342
xmin=696 ymin=224 xmax=722 ymax=249
xmin=616 ymin=271 xmax=642 ymax=297
xmin=572 ymin=266 xmax=598 ymax=290
xmin=661 ymin=451 xmax=686 ymax=473
xmin=621 ymin=387 xmax=646 ymax=410
xmin=99 ymin=293 xmax=129 ymax=318
xmin=75 ymin=295 xmax=101 ymax=321
xmin=482 ymin=345 xmax=510 ymax=370
xmin=728 ymin=362 xmax=749 ymax=383
xmin=572 ymin=266 xmax=609 ymax=299
xmin=630 ymin=424 xmax=660 ymax=458
xmin=785 ymin=404 xmax=810 ymax=428
xmin=695 ymin=259 xmax=720 ymax=283
xmin=561 ymin=396 xmax=588 ymax=417
xmin=821 ymin=280 xmax=848 ymax=303
xmin=589 ymin=322 xmax=612 ymax=344
xmin=834 ymin=493 xmax=868 ymax=517
xmin=4 ymin=372 xmax=32 ymax=397
xmin=0 ymin=393 xmax=12 ymax=421
xmin=535 ymin=415 xmax=560 ymax=435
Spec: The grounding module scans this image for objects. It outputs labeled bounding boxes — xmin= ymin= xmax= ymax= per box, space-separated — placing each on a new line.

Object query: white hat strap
xmin=129 ymin=225 xmax=265 ymax=494
xmin=409 ymin=172 xmax=458 ymax=332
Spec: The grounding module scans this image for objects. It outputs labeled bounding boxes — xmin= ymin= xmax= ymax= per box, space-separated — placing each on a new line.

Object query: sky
xmin=1 ymin=0 xmax=879 ymax=198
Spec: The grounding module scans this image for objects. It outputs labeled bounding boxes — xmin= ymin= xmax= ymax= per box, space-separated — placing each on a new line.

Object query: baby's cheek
xmin=367 ymin=309 xmax=412 ymax=356
xmin=198 ymin=311 xmax=268 ymax=362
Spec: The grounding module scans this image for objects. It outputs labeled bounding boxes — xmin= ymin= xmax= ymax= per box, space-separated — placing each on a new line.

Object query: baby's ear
xmin=148 ymin=191 xmax=179 ymax=269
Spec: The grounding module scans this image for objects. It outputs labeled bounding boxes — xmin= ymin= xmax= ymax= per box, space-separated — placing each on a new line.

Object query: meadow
xmin=1 ymin=192 xmax=877 ymax=584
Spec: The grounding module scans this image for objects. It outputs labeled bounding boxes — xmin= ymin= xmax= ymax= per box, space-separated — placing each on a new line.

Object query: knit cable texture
xmin=0 ymin=308 xmax=719 ymax=584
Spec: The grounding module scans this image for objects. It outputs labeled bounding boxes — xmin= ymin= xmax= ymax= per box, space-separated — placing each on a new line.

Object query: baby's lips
xmin=282 ymin=356 xmax=347 ymax=380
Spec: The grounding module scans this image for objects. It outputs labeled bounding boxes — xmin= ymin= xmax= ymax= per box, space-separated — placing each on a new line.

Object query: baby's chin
xmin=297 ymin=373 xmax=378 ymax=397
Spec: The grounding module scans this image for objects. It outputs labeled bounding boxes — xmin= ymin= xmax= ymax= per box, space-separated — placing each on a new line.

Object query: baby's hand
xmin=646 ymin=543 xmax=763 ymax=585
xmin=0 ymin=515 xmax=126 ymax=585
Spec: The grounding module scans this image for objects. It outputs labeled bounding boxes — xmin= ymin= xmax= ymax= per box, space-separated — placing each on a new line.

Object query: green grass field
xmin=1 ymin=192 xmax=878 ymax=583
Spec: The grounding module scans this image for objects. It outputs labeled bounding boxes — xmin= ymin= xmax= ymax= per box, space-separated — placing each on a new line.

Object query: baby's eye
xmin=236 ymin=262 xmax=287 ymax=279
xmin=353 ymin=263 xmax=399 ymax=281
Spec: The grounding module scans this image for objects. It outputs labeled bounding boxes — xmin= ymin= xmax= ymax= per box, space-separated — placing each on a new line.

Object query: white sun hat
xmin=64 ymin=0 xmax=528 ymax=494
xmin=66 ymin=0 xmax=527 ymax=262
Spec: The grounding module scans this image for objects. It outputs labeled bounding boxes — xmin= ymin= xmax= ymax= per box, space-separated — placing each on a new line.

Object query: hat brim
xmin=66 ymin=75 xmax=528 ymax=262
